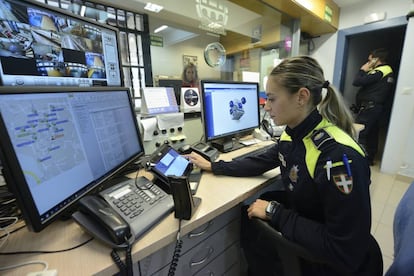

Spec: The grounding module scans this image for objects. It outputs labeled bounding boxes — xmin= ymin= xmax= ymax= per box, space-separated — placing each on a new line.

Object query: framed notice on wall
xmin=183 ymin=55 xmax=198 ymax=67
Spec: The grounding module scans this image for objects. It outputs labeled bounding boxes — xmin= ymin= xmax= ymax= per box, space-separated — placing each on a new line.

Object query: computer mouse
xmin=178 ymin=144 xmax=192 ymax=154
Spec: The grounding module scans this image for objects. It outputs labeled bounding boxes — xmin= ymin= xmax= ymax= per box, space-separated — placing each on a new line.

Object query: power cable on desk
xmin=0 ymin=217 xmax=52 ymax=273
xmin=0 ymin=216 xmax=18 ymax=249
xmin=0 ymin=260 xmax=49 ymax=272
xmin=0 ymin=237 xmax=93 ymax=255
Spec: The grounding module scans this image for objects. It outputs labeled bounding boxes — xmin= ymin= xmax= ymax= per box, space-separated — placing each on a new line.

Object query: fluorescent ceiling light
xmin=208 ymin=22 xmax=223 ymax=29
xmin=144 ymin=3 xmax=164 ymax=13
xmin=80 ymin=5 xmax=86 ymax=16
xmin=293 ymin=0 xmax=313 ymax=11
xmin=154 ymin=25 xmax=168 ymax=33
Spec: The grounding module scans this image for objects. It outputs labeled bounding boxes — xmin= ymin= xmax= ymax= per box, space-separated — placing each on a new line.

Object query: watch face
xmin=266 ymin=201 xmax=278 ymax=217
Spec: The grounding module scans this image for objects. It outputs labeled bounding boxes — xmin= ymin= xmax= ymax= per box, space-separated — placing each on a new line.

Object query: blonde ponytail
xmin=318 ymin=85 xmax=355 ymax=138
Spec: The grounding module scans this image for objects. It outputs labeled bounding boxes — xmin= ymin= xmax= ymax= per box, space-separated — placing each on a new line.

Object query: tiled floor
xmin=369 ymin=163 xmax=413 ymax=274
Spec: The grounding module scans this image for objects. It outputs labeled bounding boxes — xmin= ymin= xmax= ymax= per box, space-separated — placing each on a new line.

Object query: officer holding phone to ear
xmin=352 ymin=48 xmax=395 ymax=165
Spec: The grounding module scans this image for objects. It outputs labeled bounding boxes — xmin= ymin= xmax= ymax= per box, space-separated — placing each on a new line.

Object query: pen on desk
xmin=342 ymin=154 xmax=352 ymax=177
xmin=326 ymin=158 xmax=332 ymax=180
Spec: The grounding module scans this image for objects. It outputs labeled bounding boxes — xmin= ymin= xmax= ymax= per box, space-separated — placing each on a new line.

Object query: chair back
xmin=385 ymin=182 xmax=414 ymax=276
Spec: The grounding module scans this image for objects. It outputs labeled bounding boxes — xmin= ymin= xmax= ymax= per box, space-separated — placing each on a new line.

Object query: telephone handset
xmin=73 ymin=195 xmax=132 ymax=247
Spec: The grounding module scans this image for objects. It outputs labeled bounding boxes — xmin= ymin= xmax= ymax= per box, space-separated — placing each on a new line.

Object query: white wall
xmin=382 ymin=17 xmax=414 ymax=176
xmin=312 ymin=0 xmax=413 ymax=176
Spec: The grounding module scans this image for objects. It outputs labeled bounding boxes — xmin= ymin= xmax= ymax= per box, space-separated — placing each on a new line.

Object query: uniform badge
xmin=333 ymin=174 xmax=353 ymax=194
xmin=289 ymin=165 xmax=299 ymax=183
xmin=278 ymin=152 xmax=286 ymax=167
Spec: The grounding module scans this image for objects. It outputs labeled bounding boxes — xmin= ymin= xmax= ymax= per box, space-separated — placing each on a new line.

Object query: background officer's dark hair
xmin=370 ymin=48 xmax=389 ymax=62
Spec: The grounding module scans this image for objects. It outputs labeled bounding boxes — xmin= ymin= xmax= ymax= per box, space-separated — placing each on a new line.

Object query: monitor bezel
xmin=0 ymin=0 xmax=123 ymax=87
xmin=200 ymin=80 xmax=261 ymax=143
xmin=0 ymin=86 xmax=144 ymax=232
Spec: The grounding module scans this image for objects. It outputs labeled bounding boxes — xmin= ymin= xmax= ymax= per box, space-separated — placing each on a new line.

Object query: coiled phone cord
xmin=168 ymin=219 xmax=183 ymax=276
xmin=111 ymin=238 xmax=133 ymax=276
xmin=111 ymin=249 xmax=126 ymax=275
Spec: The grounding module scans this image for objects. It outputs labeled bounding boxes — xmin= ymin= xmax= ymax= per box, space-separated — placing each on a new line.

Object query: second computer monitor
xmin=200 ymin=80 xmax=260 ymax=152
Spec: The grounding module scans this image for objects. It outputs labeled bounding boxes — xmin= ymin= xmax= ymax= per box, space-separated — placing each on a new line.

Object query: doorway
xmin=333 ymin=16 xmax=407 ymax=163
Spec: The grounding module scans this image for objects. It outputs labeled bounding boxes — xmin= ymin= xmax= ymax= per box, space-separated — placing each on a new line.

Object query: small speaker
xmin=180 ymin=88 xmax=200 ymax=113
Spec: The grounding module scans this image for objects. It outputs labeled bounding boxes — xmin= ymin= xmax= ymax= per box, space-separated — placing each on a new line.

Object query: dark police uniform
xmin=352 ymin=64 xmax=394 ymax=163
xmin=212 ymin=110 xmax=374 ymax=275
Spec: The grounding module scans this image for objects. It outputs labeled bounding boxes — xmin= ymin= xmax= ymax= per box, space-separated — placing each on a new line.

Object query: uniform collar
xmin=284 ymin=109 xmax=322 ymax=140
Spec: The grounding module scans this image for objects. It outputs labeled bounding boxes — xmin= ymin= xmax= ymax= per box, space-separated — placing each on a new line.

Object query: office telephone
xmin=72 ymin=176 xmax=174 ymax=249
xmin=77 ymin=195 xmax=131 ymax=245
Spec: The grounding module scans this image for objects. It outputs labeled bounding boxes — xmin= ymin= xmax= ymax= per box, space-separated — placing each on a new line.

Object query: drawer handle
xmin=188 ymin=221 xmax=214 ymax=238
xmin=190 ymin=247 xmax=214 ymax=267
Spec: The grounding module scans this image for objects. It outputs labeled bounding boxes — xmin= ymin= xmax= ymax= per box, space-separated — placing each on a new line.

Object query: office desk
xmin=0 ymin=142 xmax=279 ymax=275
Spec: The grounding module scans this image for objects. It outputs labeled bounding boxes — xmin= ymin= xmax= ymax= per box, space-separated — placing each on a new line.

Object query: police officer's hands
xmin=361 ymin=61 xmax=372 ymax=72
xmin=185 ymin=151 xmax=212 ymax=171
xmin=247 ymin=199 xmax=269 ymax=220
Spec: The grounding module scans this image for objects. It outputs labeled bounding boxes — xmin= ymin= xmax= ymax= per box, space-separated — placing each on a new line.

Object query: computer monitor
xmin=0 ymin=0 xmax=122 ymax=87
xmin=141 ymin=87 xmax=179 ymax=115
xmin=0 ymin=86 xmax=144 ymax=232
xmin=158 ymin=79 xmax=182 ymax=105
xmin=200 ymin=80 xmax=260 ymax=152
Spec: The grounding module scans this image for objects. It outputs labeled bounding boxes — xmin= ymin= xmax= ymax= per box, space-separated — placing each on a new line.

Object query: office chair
xmin=249 ymin=218 xmax=383 ymax=276
xmin=385 ymin=181 xmax=414 ymax=276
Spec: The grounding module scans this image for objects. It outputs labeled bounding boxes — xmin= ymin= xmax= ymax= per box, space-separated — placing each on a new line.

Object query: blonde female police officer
xmin=186 ymin=56 xmax=380 ymax=275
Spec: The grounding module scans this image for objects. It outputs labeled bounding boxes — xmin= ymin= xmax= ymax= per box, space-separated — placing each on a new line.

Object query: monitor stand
xmin=211 ymin=138 xmax=245 ymax=153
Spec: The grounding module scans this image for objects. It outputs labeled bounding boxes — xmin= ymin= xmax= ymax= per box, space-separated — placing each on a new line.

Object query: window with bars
xmin=37 ymin=0 xmax=152 ymax=98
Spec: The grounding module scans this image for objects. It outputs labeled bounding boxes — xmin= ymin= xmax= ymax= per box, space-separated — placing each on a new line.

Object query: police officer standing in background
xmin=352 ymin=48 xmax=395 ymax=166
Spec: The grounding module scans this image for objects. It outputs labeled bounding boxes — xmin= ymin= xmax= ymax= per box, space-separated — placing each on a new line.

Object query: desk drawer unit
xmin=138 ymin=205 xmax=241 ymax=275
xmin=153 ymin=218 xmax=240 ymax=275
xmin=192 ymin=241 xmax=241 ymax=276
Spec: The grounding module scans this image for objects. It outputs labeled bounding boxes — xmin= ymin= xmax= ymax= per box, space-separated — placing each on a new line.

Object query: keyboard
xmin=232 ymin=143 xmax=276 ymax=161
xmin=100 ymin=176 xmax=174 ymax=241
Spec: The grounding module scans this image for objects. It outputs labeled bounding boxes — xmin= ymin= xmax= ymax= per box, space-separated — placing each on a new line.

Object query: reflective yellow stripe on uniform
xmin=280 ymin=118 xmax=365 ymax=179
xmin=368 ymin=65 xmax=393 ymax=78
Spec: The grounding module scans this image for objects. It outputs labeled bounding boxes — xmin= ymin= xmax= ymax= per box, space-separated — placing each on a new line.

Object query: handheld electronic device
xmin=148 ymin=144 xmax=194 ymax=193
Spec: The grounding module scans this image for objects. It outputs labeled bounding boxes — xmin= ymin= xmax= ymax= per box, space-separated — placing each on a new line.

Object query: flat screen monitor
xmin=200 ymin=80 xmax=260 ymax=152
xmin=0 ymin=86 xmax=144 ymax=232
xmin=0 ymin=0 xmax=122 ymax=87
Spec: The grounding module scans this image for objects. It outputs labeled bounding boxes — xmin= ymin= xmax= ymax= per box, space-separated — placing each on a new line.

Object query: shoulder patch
xmin=311 ymin=129 xmax=334 ymax=150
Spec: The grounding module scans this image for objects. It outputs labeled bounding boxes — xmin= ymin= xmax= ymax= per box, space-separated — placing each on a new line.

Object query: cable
xmin=0 ymin=237 xmax=93 ymax=255
xmin=110 ymin=238 xmax=133 ymax=276
xmin=126 ymin=243 xmax=133 ymax=276
xmin=0 ymin=260 xmax=48 ymax=272
xmin=0 ymin=223 xmax=25 ymax=240
xmin=168 ymin=219 xmax=183 ymax=276
xmin=0 ymin=216 xmax=18 ymax=249
xmin=111 ymin=249 xmax=126 ymax=276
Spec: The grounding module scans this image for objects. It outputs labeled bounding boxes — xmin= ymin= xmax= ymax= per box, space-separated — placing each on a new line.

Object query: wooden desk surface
xmin=0 ymin=141 xmax=279 ymax=276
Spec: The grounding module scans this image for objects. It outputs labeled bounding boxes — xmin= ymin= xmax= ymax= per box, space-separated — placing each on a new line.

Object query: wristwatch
xmin=265 ymin=201 xmax=279 ymax=219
